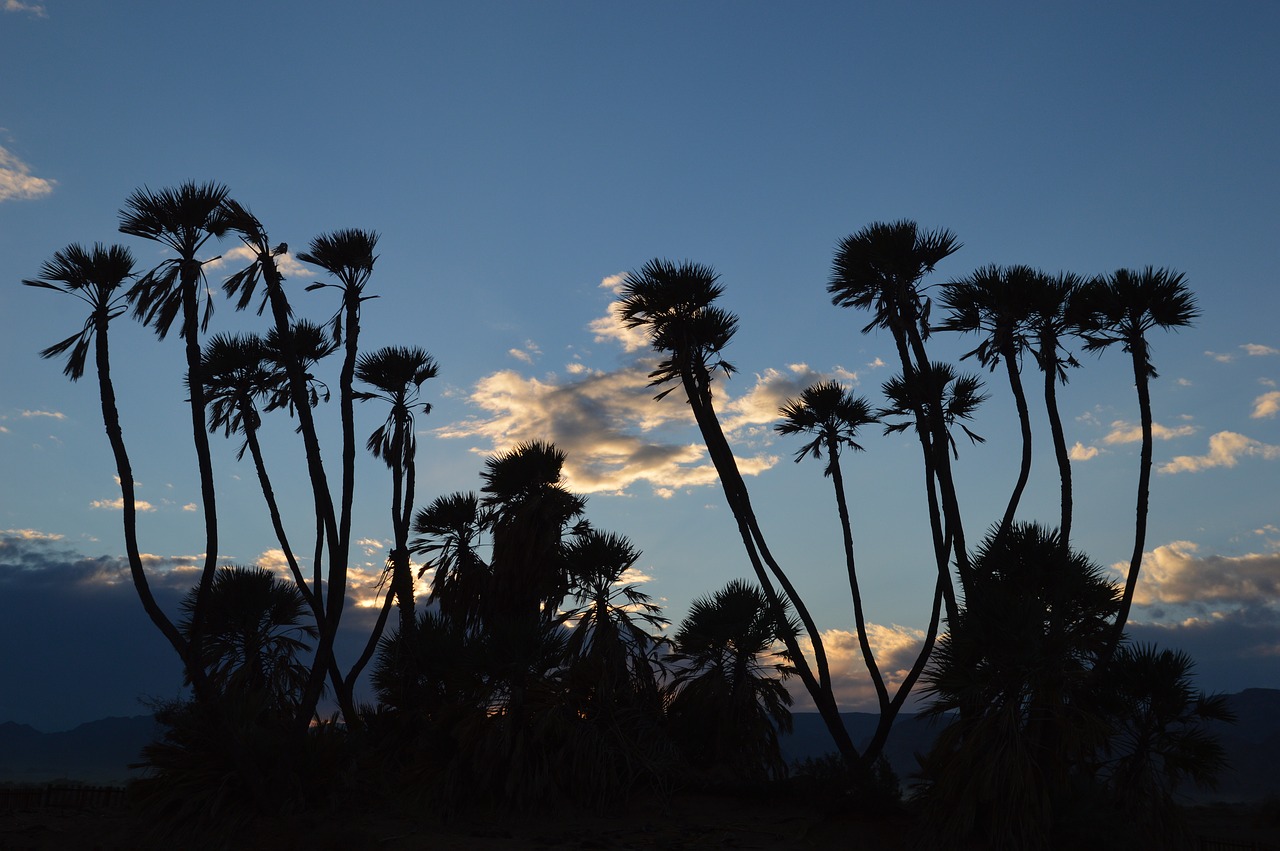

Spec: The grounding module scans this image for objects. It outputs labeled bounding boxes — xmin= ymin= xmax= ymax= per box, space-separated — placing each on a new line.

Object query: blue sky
xmin=2 ymin=1 xmax=1278 ymax=731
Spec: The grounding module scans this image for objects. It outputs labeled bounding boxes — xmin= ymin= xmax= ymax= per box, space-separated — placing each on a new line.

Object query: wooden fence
xmin=0 ymin=784 xmax=127 ymax=810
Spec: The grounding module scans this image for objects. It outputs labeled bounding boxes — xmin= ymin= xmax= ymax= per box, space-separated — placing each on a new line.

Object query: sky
xmin=1 ymin=1 xmax=1278 ymax=732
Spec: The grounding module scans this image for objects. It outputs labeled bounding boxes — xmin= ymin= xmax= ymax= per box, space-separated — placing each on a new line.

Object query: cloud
xmin=1158 ymin=431 xmax=1280 ymax=473
xmin=21 ymin=409 xmax=65 ymax=420
xmin=1102 ymin=420 xmax=1196 ymax=445
xmin=0 ymin=145 xmax=54 ymax=201
xmin=1069 ymin=442 xmax=1099 ymax=461
xmin=1205 ymin=351 xmax=1235 ymax=363
xmin=1251 ymin=391 xmax=1280 ymax=419
xmin=507 ymin=340 xmax=541 ymax=364
xmin=790 ymin=624 xmax=928 ymax=711
xmin=1120 ymin=541 xmax=1280 ymax=607
xmin=204 ymin=245 xmax=313 ymax=279
xmin=1 ymin=528 xmax=63 ymax=541
xmin=181 ymin=503 xmax=197 ymax=512
xmin=589 ymin=299 xmax=650 ymax=354
xmin=3 ymin=0 xmax=46 ymax=15
xmin=1243 ymin=344 xmax=1280 ymax=357
xmin=720 ymin=364 xmax=829 ymax=434
xmin=90 ymin=497 xmax=155 ymax=512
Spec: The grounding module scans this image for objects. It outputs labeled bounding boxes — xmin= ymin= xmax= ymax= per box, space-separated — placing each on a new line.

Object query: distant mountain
xmin=2 ymin=689 xmax=1276 ymax=797
xmin=779 ymin=688 xmax=1280 ymax=803
xmin=0 ymin=715 xmax=158 ymax=785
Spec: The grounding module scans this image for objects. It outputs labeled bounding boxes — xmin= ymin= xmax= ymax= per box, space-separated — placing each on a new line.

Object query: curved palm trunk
xmin=681 ymin=368 xmax=860 ymax=764
xmin=389 ymin=422 xmax=416 ymax=641
xmin=95 ymin=315 xmax=189 ymax=661
xmin=180 ymin=263 xmax=220 ymax=697
xmin=826 ymin=446 xmax=888 ymax=709
xmin=342 ymin=585 xmax=397 ymax=711
xmin=335 ymin=289 xmax=361 ymax=621
xmin=1111 ymin=346 xmax=1153 ymax=652
xmin=998 ymin=342 xmax=1033 ymax=536
xmin=1039 ymin=338 xmax=1074 ymax=545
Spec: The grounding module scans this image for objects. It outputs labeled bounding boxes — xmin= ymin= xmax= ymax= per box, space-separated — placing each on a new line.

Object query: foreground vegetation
xmin=23 ymin=183 xmax=1233 ymax=849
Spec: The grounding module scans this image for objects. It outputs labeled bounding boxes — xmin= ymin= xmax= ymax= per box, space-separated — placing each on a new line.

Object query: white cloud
xmin=21 ymin=409 xmax=65 ymax=420
xmin=181 ymin=503 xmax=198 ymax=512
xmin=1102 ymin=420 xmax=1196 ymax=445
xmin=598 ymin=273 xmax=627 ymax=294
xmin=1121 ymin=541 xmax=1280 ymax=607
xmin=1069 ymin=442 xmax=1099 ymax=461
xmin=1159 ymin=431 xmax=1280 ymax=474
xmin=1 ymin=528 xmax=63 ymax=541
xmin=1251 ymin=391 xmax=1280 ymax=419
xmin=589 ymin=299 xmax=650 ymax=354
xmin=204 ymin=244 xmax=313 ymax=280
xmin=0 ymin=145 xmax=54 ymax=201
xmin=1205 ymin=351 xmax=1235 ymax=363
xmin=790 ymin=624 xmax=928 ymax=711
xmin=1176 ymin=378 xmax=1193 ymax=387
xmin=720 ymin=364 xmax=828 ymax=434
xmin=507 ymin=341 xmax=542 ymax=365
xmin=867 ymin=357 xmax=887 ymax=369
xmin=3 ymin=0 xmax=46 ymax=15
xmin=90 ymin=497 xmax=155 ymax=512
xmin=1243 ymin=343 xmax=1280 ymax=357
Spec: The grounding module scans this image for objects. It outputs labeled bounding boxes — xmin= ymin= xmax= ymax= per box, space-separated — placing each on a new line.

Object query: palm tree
xmin=619 ymin=258 xmax=859 ymax=763
xmin=1076 ymin=268 xmax=1199 ymax=651
xmin=666 ymin=579 xmax=798 ymax=781
xmin=178 ymin=565 xmax=318 ymax=712
xmin=119 ymin=181 xmax=230 ymax=690
xmin=918 ymin=523 xmax=1120 ymax=849
xmin=561 ymin=529 xmax=667 ymax=717
xmin=829 ymin=220 xmax=972 ymax=610
xmin=24 ymin=244 xmax=189 ymax=661
xmin=1024 ymin=271 xmax=1087 ymax=545
xmin=354 ymin=345 xmax=439 ymax=641
xmin=939 ymin=265 xmax=1036 ymax=535
xmin=411 ymin=491 xmax=492 ymax=629
xmin=478 ymin=441 xmax=585 ymax=627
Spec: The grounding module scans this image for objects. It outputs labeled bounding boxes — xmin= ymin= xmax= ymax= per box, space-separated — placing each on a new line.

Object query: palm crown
xmin=353 ymin=345 xmax=438 ymax=468
xmin=775 ymin=380 xmax=878 ymax=476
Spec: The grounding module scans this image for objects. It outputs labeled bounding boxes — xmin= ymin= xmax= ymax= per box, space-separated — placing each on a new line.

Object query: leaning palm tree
xmin=666 ymin=579 xmax=798 ymax=781
xmin=829 ymin=220 xmax=972 ymax=607
xmin=1075 ymin=267 xmax=1199 ymax=652
xmin=619 ymin=258 xmax=859 ymax=763
xmin=939 ymin=264 xmax=1036 ymax=535
xmin=354 ymin=345 xmax=439 ymax=641
xmin=24 ymin=244 xmax=189 ymax=661
xmin=120 ymin=181 xmax=230 ymax=691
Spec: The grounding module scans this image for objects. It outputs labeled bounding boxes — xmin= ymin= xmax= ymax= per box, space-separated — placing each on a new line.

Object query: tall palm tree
xmin=120 ymin=181 xmax=230 ymax=689
xmin=478 ymin=441 xmax=585 ymax=626
xmin=1023 ymin=271 xmax=1087 ymax=545
xmin=24 ymin=244 xmax=189 ymax=661
xmin=619 ymin=259 xmax=859 ymax=763
xmin=828 ymin=220 xmax=972 ymax=609
xmin=354 ymin=345 xmax=439 ymax=641
xmin=1076 ymin=268 xmax=1199 ymax=651
xmin=939 ymin=264 xmax=1036 ymax=535
xmin=666 ymin=579 xmax=798 ymax=781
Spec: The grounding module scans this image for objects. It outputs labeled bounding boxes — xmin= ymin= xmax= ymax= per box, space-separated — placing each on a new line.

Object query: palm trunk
xmin=826 ymin=447 xmax=888 ymax=709
xmin=1040 ymin=338 xmax=1074 ymax=546
xmin=681 ymin=368 xmax=860 ymax=764
xmin=95 ymin=314 xmax=189 ymax=661
xmin=999 ymin=344 xmax=1033 ymax=536
xmin=1111 ymin=347 xmax=1153 ymax=652
xmin=180 ymin=262 xmax=219 ymax=699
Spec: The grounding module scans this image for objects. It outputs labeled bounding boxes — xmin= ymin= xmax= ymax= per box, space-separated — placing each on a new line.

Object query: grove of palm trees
xmin=24 ymin=185 xmax=1238 ymax=849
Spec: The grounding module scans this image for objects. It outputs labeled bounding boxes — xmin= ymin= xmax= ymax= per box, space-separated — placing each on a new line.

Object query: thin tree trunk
xmin=999 ymin=344 xmax=1033 ymax=536
xmin=1040 ymin=338 xmax=1073 ymax=545
xmin=1111 ymin=348 xmax=1153 ymax=652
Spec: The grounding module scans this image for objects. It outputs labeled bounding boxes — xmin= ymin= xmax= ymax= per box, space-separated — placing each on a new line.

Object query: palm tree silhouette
xmin=478 ymin=440 xmax=585 ymax=626
xmin=354 ymin=345 xmax=439 ymax=641
xmin=561 ymin=529 xmax=666 ymax=717
xmin=119 ymin=181 xmax=230 ymax=692
xmin=829 ymin=220 xmax=971 ymax=618
xmin=1076 ymin=267 xmax=1199 ymax=652
xmin=411 ymin=491 xmax=492 ymax=629
xmin=1023 ymin=271 xmax=1087 ymax=545
xmin=940 ymin=264 xmax=1037 ymax=535
xmin=24 ymin=244 xmax=189 ymax=660
xmin=619 ymin=258 xmax=860 ymax=763
xmin=666 ymin=579 xmax=797 ymax=781
xmin=178 ymin=565 xmax=318 ymax=712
